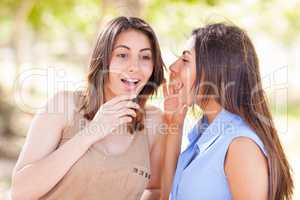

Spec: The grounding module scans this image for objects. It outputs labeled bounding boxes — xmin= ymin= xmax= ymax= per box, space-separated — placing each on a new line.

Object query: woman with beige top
xmin=10 ymin=16 xmax=165 ymax=200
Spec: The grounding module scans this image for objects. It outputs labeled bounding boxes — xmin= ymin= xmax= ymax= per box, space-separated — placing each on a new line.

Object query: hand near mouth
xmin=85 ymin=94 xmax=140 ymax=144
xmin=162 ymin=77 xmax=188 ymax=126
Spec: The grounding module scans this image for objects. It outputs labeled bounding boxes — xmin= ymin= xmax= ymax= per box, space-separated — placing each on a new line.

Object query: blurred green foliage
xmin=1 ymin=0 xmax=299 ymax=45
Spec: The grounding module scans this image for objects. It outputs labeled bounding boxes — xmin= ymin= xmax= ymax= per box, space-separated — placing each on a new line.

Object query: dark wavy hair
xmin=192 ymin=23 xmax=293 ymax=200
xmin=79 ymin=16 xmax=164 ymax=133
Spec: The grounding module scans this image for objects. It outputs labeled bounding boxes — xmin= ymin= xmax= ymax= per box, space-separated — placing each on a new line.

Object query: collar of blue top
xmin=186 ymin=108 xmax=242 ymax=154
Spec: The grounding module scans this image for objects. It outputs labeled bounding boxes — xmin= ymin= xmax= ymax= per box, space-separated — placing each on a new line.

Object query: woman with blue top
xmin=161 ymin=23 xmax=293 ymax=200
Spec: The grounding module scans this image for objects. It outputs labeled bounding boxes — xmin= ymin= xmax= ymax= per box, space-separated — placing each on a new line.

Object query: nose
xmin=128 ymin=57 xmax=139 ymax=73
xmin=169 ymin=59 xmax=179 ymax=73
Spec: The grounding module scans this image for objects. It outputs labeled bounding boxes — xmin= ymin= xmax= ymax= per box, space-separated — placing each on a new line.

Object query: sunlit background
xmin=0 ymin=0 xmax=299 ymax=199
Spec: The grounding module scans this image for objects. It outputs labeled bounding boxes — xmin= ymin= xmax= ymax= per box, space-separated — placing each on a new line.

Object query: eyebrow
xmin=182 ymin=50 xmax=192 ymax=55
xmin=113 ymin=45 xmax=152 ymax=52
xmin=140 ymin=48 xmax=152 ymax=52
xmin=114 ymin=45 xmax=130 ymax=50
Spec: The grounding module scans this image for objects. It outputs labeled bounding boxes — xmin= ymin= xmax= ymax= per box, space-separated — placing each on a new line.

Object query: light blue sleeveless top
xmin=170 ymin=109 xmax=268 ymax=200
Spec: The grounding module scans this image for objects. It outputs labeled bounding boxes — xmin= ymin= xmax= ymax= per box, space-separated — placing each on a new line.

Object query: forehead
xmin=183 ymin=35 xmax=195 ymax=51
xmin=113 ymin=29 xmax=151 ymax=49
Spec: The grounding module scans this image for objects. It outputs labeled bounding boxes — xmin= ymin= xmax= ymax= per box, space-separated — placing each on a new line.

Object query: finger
xmin=117 ymin=108 xmax=137 ymax=118
xmin=177 ymin=86 xmax=184 ymax=97
xmin=162 ymin=79 xmax=168 ymax=98
xmin=180 ymin=104 xmax=188 ymax=115
xmin=168 ymin=73 xmax=175 ymax=95
xmin=113 ymin=100 xmax=140 ymax=111
xmin=106 ymin=94 xmax=137 ymax=106
xmin=169 ymin=81 xmax=175 ymax=95
xmin=117 ymin=116 xmax=133 ymax=126
xmin=177 ymin=89 xmax=186 ymax=107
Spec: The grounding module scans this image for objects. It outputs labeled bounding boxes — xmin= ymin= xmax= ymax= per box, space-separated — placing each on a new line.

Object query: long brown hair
xmin=80 ymin=16 xmax=164 ymax=133
xmin=192 ymin=23 xmax=293 ymax=200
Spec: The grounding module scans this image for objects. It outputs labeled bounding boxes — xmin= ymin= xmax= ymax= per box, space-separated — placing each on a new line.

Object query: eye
xmin=117 ymin=53 xmax=128 ymax=58
xmin=182 ymin=58 xmax=189 ymax=63
xmin=139 ymin=53 xmax=152 ymax=61
xmin=142 ymin=55 xmax=151 ymax=60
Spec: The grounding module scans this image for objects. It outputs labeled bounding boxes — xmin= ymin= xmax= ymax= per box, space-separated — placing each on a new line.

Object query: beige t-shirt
xmin=39 ymin=92 xmax=159 ymax=200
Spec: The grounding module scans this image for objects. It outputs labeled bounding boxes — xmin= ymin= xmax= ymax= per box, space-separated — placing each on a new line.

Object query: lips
xmin=170 ymin=79 xmax=183 ymax=91
xmin=170 ymin=72 xmax=183 ymax=90
xmin=120 ymin=77 xmax=141 ymax=90
xmin=121 ymin=78 xmax=140 ymax=85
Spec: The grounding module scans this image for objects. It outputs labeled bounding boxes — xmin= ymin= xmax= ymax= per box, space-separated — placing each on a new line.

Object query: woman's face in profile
xmin=105 ymin=29 xmax=154 ymax=98
xmin=169 ymin=36 xmax=197 ymax=106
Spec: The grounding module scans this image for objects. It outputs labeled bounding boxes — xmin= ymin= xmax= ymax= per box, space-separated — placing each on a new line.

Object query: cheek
xmin=181 ymin=67 xmax=195 ymax=90
xmin=180 ymin=66 xmax=197 ymax=105
xmin=141 ymin=66 xmax=154 ymax=82
xmin=108 ymin=58 xmax=128 ymax=82
xmin=107 ymin=67 xmax=119 ymax=83
xmin=109 ymin=59 xmax=124 ymax=74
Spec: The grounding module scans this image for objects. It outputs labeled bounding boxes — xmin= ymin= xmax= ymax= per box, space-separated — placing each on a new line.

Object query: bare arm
xmin=225 ymin=137 xmax=268 ymax=200
xmin=160 ymin=123 xmax=183 ymax=200
xmin=10 ymin=91 xmax=98 ymax=200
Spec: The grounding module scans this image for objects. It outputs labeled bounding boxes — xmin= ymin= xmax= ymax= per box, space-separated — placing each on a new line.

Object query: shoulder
xmin=225 ymin=136 xmax=267 ymax=166
xmin=221 ymin=118 xmax=268 ymax=169
xmin=224 ymin=128 xmax=268 ymax=176
xmin=144 ymin=105 xmax=164 ymax=151
xmin=39 ymin=90 xmax=79 ymax=127
xmin=12 ymin=91 xmax=79 ymax=173
xmin=227 ymin=117 xmax=268 ymax=157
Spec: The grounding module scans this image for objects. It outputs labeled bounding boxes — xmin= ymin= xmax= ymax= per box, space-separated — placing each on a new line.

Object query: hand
xmin=162 ymin=76 xmax=188 ymax=126
xmin=85 ymin=94 xmax=140 ymax=143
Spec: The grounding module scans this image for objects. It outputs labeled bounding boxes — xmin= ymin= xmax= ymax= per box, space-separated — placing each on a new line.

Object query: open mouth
xmin=121 ymin=78 xmax=141 ymax=88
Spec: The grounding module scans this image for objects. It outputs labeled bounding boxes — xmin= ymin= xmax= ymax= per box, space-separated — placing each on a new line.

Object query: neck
xmin=104 ymin=85 xmax=116 ymax=103
xmin=202 ymin=100 xmax=222 ymax=124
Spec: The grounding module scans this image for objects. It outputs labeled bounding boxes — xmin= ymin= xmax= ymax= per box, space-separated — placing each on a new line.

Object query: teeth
xmin=127 ymin=79 xmax=138 ymax=82
xmin=122 ymin=78 xmax=139 ymax=83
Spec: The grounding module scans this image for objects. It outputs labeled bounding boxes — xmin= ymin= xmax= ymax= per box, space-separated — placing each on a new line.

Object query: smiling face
xmin=169 ymin=36 xmax=197 ymax=106
xmin=104 ymin=29 xmax=154 ymax=100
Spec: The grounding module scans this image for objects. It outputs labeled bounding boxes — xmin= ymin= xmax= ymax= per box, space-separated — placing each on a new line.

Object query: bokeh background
xmin=0 ymin=0 xmax=299 ymax=199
